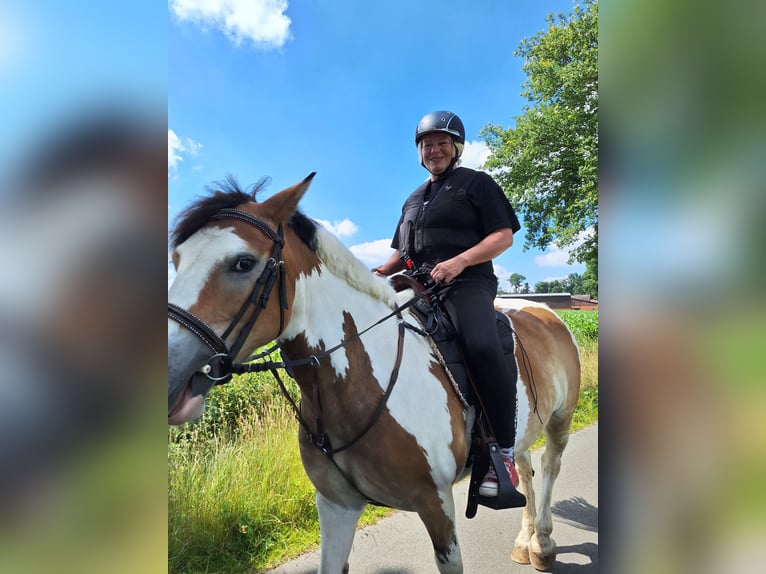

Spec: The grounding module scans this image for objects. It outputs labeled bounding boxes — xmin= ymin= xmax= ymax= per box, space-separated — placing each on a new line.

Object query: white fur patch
xmin=169 ymin=226 xmax=249 ymax=311
xmin=280 ymin=230 xmax=458 ymax=487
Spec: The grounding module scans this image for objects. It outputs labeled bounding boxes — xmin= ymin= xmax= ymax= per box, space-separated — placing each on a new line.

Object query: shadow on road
xmin=546 ymin=496 xmax=598 ymax=572
xmin=548 ymin=542 xmax=599 ymax=573
xmin=552 ymin=496 xmax=598 ymax=532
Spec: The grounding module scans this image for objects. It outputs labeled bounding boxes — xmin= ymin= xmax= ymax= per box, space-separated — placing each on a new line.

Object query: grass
xmin=168 ymin=404 xmax=315 ymax=573
xmin=168 ymin=373 xmax=395 ymax=573
xmin=169 ymin=311 xmax=598 ymax=573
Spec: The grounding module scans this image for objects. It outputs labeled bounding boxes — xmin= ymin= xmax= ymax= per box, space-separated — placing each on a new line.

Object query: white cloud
xmin=534 ymin=246 xmax=571 ymax=267
xmin=316 ymin=218 xmax=358 ymax=239
xmin=493 ymin=264 xmax=512 ymax=291
xmin=542 ymin=274 xmax=569 ymax=283
xmin=534 ymin=228 xmax=594 ymax=267
xmin=169 ymin=0 xmax=292 ymax=49
xmin=460 ymin=140 xmax=491 ymax=170
xmin=168 ymin=129 xmax=202 ymax=175
xmin=349 ymin=239 xmax=393 ymax=267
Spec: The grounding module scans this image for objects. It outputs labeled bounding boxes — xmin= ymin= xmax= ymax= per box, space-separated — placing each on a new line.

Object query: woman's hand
xmin=430 ymin=257 xmax=466 ymax=284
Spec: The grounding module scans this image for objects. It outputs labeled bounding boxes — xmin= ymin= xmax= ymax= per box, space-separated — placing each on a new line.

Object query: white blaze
xmin=169 ymin=226 xmax=249 ymax=310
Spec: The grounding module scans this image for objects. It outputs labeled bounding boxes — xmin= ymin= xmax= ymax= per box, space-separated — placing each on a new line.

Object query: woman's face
xmin=420 ymin=132 xmax=455 ymax=176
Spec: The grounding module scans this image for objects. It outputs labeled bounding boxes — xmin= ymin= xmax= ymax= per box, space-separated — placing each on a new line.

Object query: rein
xmin=232 ymin=283 xmax=439 ymax=451
xmin=233 ymin=286 xmax=436 ymax=507
xmin=168 ymin=207 xmax=439 ymax=503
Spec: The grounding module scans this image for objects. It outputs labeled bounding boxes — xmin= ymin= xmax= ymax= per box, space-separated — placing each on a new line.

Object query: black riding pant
xmin=439 ymin=279 xmax=517 ymax=447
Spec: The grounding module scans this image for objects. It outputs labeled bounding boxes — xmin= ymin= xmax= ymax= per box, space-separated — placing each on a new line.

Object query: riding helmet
xmin=414 ymin=111 xmax=465 ymax=162
xmin=415 ymin=111 xmax=465 ymax=144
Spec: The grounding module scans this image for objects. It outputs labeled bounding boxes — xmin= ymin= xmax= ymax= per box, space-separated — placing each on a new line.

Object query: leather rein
xmin=168 ymin=209 xmax=437 ymax=502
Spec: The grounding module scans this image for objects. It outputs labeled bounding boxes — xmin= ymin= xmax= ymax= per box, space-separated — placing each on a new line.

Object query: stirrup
xmin=466 ymin=441 xmax=526 ymax=518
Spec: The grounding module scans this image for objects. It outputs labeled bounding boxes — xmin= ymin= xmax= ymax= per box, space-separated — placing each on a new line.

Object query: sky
xmin=168 ymin=0 xmax=585 ymax=291
xmin=0 ymin=1 xmax=165 ymax=165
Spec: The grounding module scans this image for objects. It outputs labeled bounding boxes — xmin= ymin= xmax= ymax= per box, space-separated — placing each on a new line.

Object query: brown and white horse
xmin=168 ymin=174 xmax=581 ymax=573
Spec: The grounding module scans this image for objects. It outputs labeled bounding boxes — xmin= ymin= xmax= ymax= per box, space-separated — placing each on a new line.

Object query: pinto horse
xmin=168 ymin=174 xmax=581 ymax=573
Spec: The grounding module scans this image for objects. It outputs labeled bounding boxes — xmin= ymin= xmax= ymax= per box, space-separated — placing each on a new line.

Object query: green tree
xmin=508 ymin=272 xmax=526 ymax=293
xmin=482 ymin=0 xmax=598 ymax=287
xmin=562 ymin=272 xmax=585 ymax=294
xmin=535 ymin=279 xmax=568 ymax=294
xmin=582 ymin=249 xmax=598 ymax=299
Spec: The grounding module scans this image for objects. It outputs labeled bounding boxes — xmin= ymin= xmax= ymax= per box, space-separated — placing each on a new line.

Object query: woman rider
xmin=373 ymin=111 xmax=522 ymax=497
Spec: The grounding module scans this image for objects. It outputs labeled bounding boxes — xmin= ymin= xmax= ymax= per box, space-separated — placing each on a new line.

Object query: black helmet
xmin=415 ymin=111 xmax=466 ymax=146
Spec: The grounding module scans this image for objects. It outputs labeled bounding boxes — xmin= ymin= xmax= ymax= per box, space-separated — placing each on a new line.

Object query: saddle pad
xmin=407 ymin=301 xmax=516 ymax=409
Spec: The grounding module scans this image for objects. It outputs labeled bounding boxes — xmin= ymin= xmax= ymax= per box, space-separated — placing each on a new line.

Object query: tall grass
xmin=169 ymin=398 xmax=316 ymax=573
xmin=169 ymin=311 xmax=598 ymax=573
xmin=168 ymin=374 xmax=391 ymax=573
xmin=558 ymin=310 xmax=599 ymax=431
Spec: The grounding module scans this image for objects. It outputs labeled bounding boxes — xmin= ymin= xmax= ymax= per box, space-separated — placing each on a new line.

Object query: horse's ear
xmin=261 ymin=172 xmax=316 ymax=223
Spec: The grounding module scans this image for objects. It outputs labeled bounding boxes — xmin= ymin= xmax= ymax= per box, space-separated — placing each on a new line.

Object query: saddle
xmin=390 ymin=274 xmax=527 ymax=515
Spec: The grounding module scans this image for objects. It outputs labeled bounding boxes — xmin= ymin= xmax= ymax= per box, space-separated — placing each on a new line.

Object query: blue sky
xmin=0 ymin=1 xmax=165 ymax=167
xmin=168 ymin=0 xmax=584 ymax=291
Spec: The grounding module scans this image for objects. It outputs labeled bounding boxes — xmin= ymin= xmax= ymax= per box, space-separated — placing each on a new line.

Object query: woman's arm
xmin=373 ymin=250 xmax=407 ymax=277
xmin=430 ymin=228 xmax=514 ymax=284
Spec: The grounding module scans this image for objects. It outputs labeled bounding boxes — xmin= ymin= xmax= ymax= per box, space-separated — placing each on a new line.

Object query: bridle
xmin=168 ymin=208 xmax=441 ymax=504
xmin=168 ymin=208 xmax=288 ymax=384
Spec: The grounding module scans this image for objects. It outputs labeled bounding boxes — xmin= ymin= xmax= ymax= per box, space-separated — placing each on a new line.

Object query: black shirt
xmin=391 ymin=167 xmax=520 ymax=281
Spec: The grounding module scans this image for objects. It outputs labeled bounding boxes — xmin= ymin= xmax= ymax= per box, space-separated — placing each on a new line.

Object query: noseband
xmin=168 ymin=208 xmax=287 ymax=384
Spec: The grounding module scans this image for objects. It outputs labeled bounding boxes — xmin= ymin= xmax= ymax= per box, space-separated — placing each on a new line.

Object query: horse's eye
xmin=232 ymin=256 xmax=256 ymax=273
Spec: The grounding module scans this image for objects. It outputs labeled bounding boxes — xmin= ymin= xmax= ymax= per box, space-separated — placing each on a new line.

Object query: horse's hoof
xmin=511 ymin=544 xmax=530 ymax=564
xmin=530 ymin=551 xmax=555 ymax=571
xmin=342 ymin=562 xmax=349 ymax=574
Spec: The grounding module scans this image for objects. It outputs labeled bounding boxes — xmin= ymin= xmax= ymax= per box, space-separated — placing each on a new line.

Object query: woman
xmin=373 ymin=111 xmax=522 ymax=497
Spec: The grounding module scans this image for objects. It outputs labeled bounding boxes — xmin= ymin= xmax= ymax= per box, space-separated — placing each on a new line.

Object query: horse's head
xmin=168 ymin=173 xmax=316 ymax=424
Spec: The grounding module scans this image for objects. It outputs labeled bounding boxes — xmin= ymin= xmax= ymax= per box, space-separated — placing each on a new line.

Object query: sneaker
xmin=479 ymin=450 xmax=519 ymax=497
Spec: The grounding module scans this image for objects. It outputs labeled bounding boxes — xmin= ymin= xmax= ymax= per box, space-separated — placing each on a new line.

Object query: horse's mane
xmin=313 ymin=225 xmax=397 ymax=308
xmin=170 ymin=176 xmax=396 ymax=308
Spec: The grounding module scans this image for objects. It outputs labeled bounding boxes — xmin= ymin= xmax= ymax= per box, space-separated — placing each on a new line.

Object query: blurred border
xmin=601 ymin=1 xmax=766 ymax=572
xmin=1 ymin=1 xmax=167 ymax=573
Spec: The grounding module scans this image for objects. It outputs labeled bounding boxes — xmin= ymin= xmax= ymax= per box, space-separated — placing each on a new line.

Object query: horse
xmin=168 ymin=173 xmax=581 ymax=573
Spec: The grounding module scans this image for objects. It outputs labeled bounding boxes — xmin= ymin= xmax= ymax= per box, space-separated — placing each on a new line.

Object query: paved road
xmin=265 ymin=423 xmax=598 ymax=573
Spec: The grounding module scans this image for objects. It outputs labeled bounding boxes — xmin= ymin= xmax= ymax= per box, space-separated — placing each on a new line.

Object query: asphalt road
xmin=265 ymin=423 xmax=598 ymax=573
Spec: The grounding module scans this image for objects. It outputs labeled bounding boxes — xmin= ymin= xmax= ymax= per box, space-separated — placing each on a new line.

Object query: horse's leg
xmin=417 ymin=488 xmax=463 ymax=574
xmin=511 ymin=448 xmax=536 ymax=564
xmin=529 ymin=426 xmax=570 ymax=571
xmin=316 ymin=492 xmax=365 ymax=574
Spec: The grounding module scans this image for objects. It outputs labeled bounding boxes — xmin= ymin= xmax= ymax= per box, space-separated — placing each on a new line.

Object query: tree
xmin=508 ymin=273 xmax=526 ymax=293
xmin=535 ymin=279 xmax=567 ymax=294
xmin=482 ymin=0 xmax=598 ymax=290
xmin=562 ymin=272 xmax=584 ymax=295
xmin=582 ymin=248 xmax=598 ymax=299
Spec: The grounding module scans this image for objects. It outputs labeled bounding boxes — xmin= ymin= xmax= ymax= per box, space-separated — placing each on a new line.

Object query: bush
xmin=169 ymin=349 xmax=301 ymax=444
xmin=557 ymin=310 xmax=598 ymax=343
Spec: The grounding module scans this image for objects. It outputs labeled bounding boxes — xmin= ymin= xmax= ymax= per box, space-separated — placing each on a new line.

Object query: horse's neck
xmin=279 ymin=265 xmax=396 ymax=368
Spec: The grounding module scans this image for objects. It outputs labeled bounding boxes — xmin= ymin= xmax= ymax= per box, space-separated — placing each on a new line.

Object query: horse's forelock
xmin=170 ymin=176 xmax=270 ymax=247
